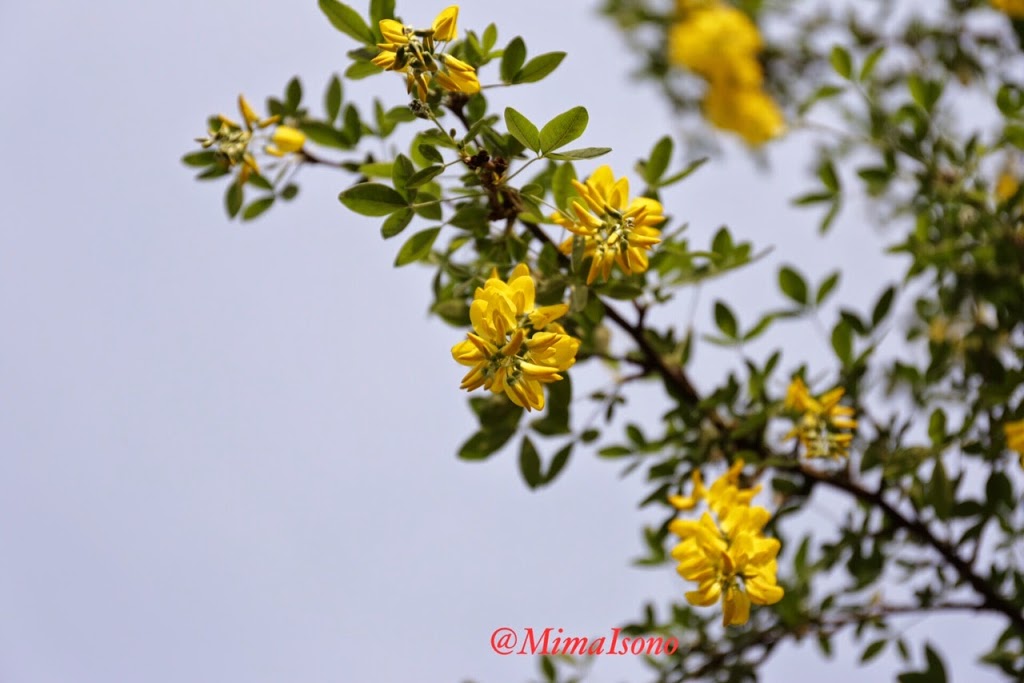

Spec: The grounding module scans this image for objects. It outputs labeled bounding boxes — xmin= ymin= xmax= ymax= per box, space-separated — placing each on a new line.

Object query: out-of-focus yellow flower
xmin=551 ymin=165 xmax=664 ymax=285
xmin=668 ymin=463 xmax=784 ymax=627
xmin=783 ymin=376 xmax=858 ymax=459
xmin=992 ymin=0 xmax=1024 ymax=18
xmin=266 ymin=125 xmax=306 ymax=157
xmin=1004 ymin=419 xmax=1024 ymax=469
xmin=451 ymin=264 xmax=580 ymax=411
xmin=703 ymin=82 xmax=785 ymax=146
xmin=668 ymin=5 xmax=762 ymax=87
xmin=669 ymin=459 xmax=762 ymax=516
xmin=371 ymin=6 xmax=480 ymax=99
xmin=996 ymin=172 xmax=1019 ymax=203
xmin=667 ymin=1 xmax=784 ymax=146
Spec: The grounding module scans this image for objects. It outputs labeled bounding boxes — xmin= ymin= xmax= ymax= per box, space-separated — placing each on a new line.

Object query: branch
xmin=795 ymin=463 xmax=1024 ymax=636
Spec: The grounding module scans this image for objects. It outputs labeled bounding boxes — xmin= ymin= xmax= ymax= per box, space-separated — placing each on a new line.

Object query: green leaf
xmin=338 ymin=182 xmax=408 ymax=216
xmin=182 ymin=150 xmax=219 ymax=167
xmin=391 ymin=154 xmax=415 ymax=197
xmin=301 ymin=121 xmax=350 ymax=149
xmin=225 ymin=182 xmax=243 ymax=218
xmin=929 ymin=459 xmax=952 ymax=520
xmin=927 ymin=408 xmax=947 ymax=447
xmin=519 ymin=436 xmax=543 ymax=489
xmin=861 ymin=639 xmax=887 ymax=663
xmin=345 ymin=60 xmax=383 ymax=80
xmin=817 ymin=159 xmax=840 ymax=192
xmin=830 ymin=45 xmax=852 ymax=79
xmin=394 ymin=226 xmax=440 ymax=266
xmin=859 ymin=46 xmax=885 ymax=82
xmin=500 ymin=36 xmax=526 ymax=83
xmin=504 ymin=107 xmax=540 ymax=152
xmin=660 ymin=156 xmax=707 ymax=187
xmin=458 ymin=428 xmax=515 ymax=460
xmin=714 ymin=301 xmax=738 ymax=339
xmin=872 ymin=285 xmax=896 ymax=327
xmin=513 ymin=51 xmax=566 ymax=83
xmin=406 ymin=164 xmax=444 ymax=189
xmin=779 ymin=266 xmax=809 ymax=305
xmin=368 ymin=0 xmax=395 ymax=30
xmin=551 ymin=162 xmax=578 ymax=210
xmin=285 ymin=77 xmax=302 ymax=111
xmin=325 ymin=75 xmax=343 ymax=122
xmin=241 ymin=196 xmax=275 ymax=221
xmin=544 ymin=443 xmax=573 ymax=484
xmin=792 ymin=191 xmax=835 ymax=206
xmin=318 ymin=0 xmax=375 ymax=44
xmin=643 ymin=136 xmax=673 ymax=185
xmin=816 ymin=272 xmax=841 ymax=305
xmin=381 ymin=208 xmax=413 ymax=238
xmin=482 ymin=23 xmax=498 ymax=52
xmin=832 ymin=319 xmax=853 ymax=364
xmin=418 ymin=144 xmax=444 ymax=165
xmin=539 ymin=106 xmax=589 ymax=154
xmin=545 ymin=147 xmax=611 ymax=161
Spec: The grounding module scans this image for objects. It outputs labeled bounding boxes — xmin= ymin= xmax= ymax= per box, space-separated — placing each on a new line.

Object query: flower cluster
xmin=783 ymin=377 xmax=858 ymax=459
xmin=195 ymin=95 xmax=306 ymax=183
xmin=668 ymin=0 xmax=784 ymax=146
xmin=551 ymin=165 xmax=664 ymax=285
xmin=992 ymin=0 xmax=1024 ymax=18
xmin=451 ymin=264 xmax=580 ymax=411
xmin=1004 ymin=419 xmax=1024 ymax=469
xmin=668 ymin=460 xmax=784 ymax=627
xmin=371 ymin=6 xmax=480 ymax=99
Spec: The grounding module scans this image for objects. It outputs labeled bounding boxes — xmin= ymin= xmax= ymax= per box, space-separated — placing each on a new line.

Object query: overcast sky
xmin=0 ymin=0 xmax=1009 ymax=681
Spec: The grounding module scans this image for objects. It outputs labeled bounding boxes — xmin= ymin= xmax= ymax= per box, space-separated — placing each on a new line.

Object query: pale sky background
xmin=0 ymin=0 xmax=1011 ymax=681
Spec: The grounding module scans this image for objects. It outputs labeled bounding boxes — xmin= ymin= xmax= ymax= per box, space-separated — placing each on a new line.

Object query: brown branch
xmin=795 ymin=463 xmax=1024 ymax=636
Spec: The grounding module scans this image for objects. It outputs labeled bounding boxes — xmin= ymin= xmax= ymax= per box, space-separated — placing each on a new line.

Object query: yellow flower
xmin=783 ymin=377 xmax=858 ymax=459
xmin=199 ymin=94 xmax=286 ymax=184
xmin=432 ymin=5 xmax=459 ymax=41
xmin=670 ymin=506 xmax=784 ymax=626
xmin=668 ymin=4 xmax=763 ymax=87
xmin=451 ymin=264 xmax=580 ymax=411
xmin=371 ymin=6 xmax=480 ymax=98
xmin=1004 ymin=419 xmax=1024 ymax=469
xmin=992 ymin=0 xmax=1024 ymax=18
xmin=551 ymin=165 xmax=664 ymax=285
xmin=266 ymin=125 xmax=306 ymax=157
xmin=703 ymin=84 xmax=785 ymax=146
xmin=669 ymin=459 xmax=761 ymax=516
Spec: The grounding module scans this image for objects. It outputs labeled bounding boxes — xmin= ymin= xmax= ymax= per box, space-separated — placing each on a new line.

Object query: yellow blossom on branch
xmin=551 ymin=165 xmax=664 ymax=285
xmin=371 ymin=5 xmax=480 ymax=99
xmin=783 ymin=376 xmax=858 ymax=459
xmin=1004 ymin=419 xmax=1024 ymax=469
xmin=451 ymin=264 xmax=580 ymax=411
xmin=266 ymin=125 xmax=306 ymax=157
xmin=197 ymin=95 xmax=284 ymax=184
xmin=668 ymin=459 xmax=761 ymax=516
xmin=668 ymin=461 xmax=784 ymax=626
